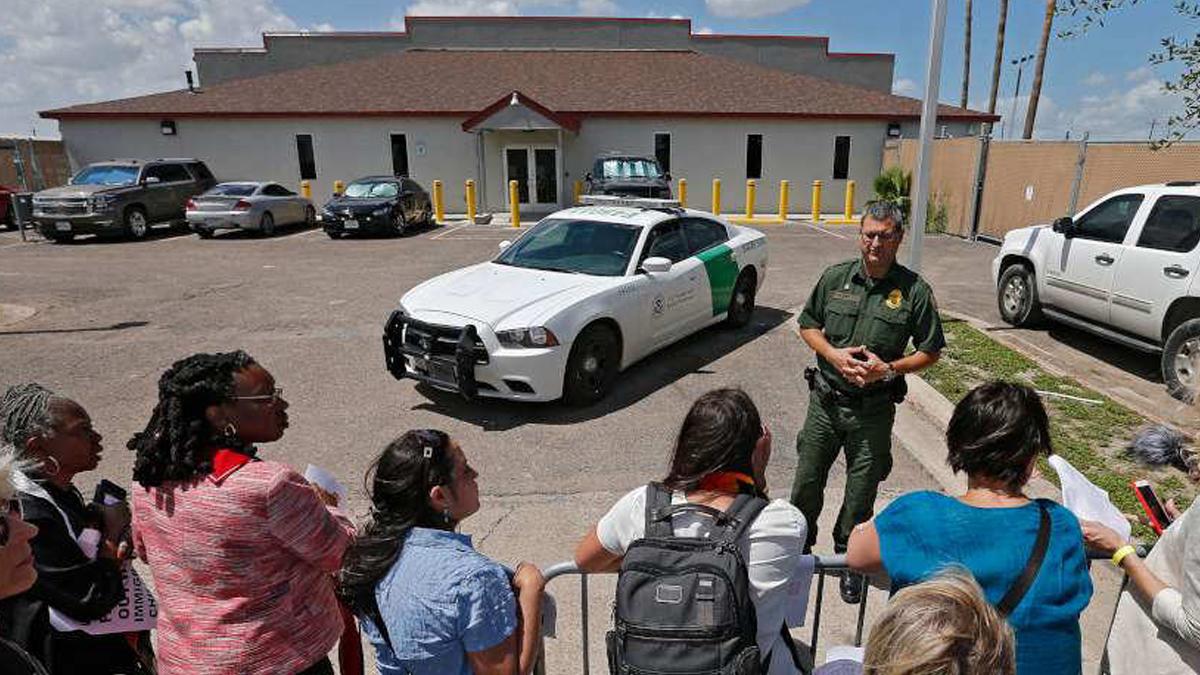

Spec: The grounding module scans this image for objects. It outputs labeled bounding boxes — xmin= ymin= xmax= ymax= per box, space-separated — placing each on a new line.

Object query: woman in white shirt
xmin=574 ymin=387 xmax=808 ymax=674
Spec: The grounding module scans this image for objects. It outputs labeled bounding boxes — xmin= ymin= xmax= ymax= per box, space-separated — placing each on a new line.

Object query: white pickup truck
xmin=992 ymin=182 xmax=1200 ymax=402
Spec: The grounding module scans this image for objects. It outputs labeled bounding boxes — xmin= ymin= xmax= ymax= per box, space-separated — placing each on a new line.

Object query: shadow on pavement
xmin=411 ymin=306 xmax=793 ymax=430
xmin=982 ymin=321 xmax=1162 ymax=384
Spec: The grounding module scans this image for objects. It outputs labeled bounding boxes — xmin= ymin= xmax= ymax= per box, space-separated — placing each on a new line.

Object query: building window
xmin=833 ymin=136 xmax=851 ymax=180
xmin=746 ymin=134 xmax=762 ymax=180
xmin=296 ymin=134 xmax=316 ymax=180
xmin=654 ymin=133 xmax=671 ymax=173
xmin=391 ymin=134 xmax=409 ymax=177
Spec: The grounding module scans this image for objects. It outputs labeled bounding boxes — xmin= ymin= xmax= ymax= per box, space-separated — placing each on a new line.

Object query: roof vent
xmin=185 ymin=70 xmax=196 ymax=93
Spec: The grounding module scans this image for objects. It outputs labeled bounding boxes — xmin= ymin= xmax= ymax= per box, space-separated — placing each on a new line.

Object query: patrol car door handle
xmin=1165 ymin=265 xmax=1190 ymax=279
xmin=1094 ymin=254 xmax=1114 ymax=266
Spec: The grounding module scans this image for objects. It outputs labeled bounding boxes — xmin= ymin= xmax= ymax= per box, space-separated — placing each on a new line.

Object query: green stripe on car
xmin=697 ymin=244 xmax=740 ymax=316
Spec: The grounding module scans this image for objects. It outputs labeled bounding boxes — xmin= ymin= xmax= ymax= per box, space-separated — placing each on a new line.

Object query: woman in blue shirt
xmin=846 ymin=381 xmax=1092 ymax=675
xmin=338 ymin=429 xmax=545 ymax=675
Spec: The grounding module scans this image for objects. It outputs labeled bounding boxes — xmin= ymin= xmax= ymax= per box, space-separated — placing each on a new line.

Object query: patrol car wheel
xmin=563 ymin=323 xmax=620 ymax=406
xmin=997 ymin=264 xmax=1043 ymax=327
xmin=1163 ymin=318 xmax=1200 ymax=403
xmin=725 ymin=271 xmax=756 ymax=328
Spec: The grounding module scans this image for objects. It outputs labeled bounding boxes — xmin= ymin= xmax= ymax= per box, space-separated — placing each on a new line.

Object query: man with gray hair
xmin=789 ymin=200 xmax=945 ymax=603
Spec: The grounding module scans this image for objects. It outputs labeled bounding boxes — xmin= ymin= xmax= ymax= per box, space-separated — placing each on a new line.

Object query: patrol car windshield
xmin=494 ymin=218 xmax=640 ymax=277
xmin=600 ymin=159 xmax=661 ymax=180
xmin=70 ymin=165 xmax=139 ymax=186
xmin=343 ymin=181 xmax=399 ymax=198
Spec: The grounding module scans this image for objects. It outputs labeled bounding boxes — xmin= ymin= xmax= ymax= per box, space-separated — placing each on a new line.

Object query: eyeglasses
xmin=0 ymin=499 xmax=21 ymax=546
xmin=861 ymin=230 xmax=901 ymax=243
xmin=231 ymin=387 xmax=284 ymax=404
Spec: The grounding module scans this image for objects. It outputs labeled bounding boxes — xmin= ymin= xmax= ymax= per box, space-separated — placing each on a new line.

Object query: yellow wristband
xmin=1112 ymin=544 xmax=1137 ymax=567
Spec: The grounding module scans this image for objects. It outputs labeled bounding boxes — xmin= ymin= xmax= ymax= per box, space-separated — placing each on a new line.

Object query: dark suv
xmin=584 ymin=154 xmax=673 ymax=199
xmin=32 ymin=159 xmax=216 ymax=242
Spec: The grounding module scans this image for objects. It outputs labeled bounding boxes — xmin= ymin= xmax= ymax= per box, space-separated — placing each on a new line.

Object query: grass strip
xmin=921 ymin=316 xmax=1194 ymax=541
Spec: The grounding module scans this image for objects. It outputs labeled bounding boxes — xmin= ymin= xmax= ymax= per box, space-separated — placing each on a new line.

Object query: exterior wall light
xmin=161 ymin=120 xmax=177 ymax=135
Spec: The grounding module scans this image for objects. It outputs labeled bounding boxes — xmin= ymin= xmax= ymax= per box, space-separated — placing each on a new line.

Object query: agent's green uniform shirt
xmin=797 ymin=258 xmax=945 ymax=392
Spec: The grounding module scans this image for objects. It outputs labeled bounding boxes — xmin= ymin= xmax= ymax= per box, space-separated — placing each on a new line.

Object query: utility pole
xmin=908 ymin=0 xmax=949 ymax=274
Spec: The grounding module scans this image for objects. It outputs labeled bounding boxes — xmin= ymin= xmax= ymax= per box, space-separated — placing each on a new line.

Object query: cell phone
xmin=1132 ymin=479 xmax=1172 ymax=535
xmin=93 ymin=479 xmax=127 ymax=506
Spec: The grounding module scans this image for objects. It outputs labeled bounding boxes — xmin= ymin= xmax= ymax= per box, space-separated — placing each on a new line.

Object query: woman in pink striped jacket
xmin=127 ymin=351 xmax=355 ymax=675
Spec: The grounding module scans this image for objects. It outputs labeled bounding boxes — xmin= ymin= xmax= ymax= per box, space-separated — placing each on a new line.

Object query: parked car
xmin=584 ymin=153 xmax=673 ymax=199
xmin=0 ymin=184 xmax=17 ymax=230
xmin=382 ymin=195 xmax=767 ymax=405
xmin=321 ymin=176 xmax=433 ymax=239
xmin=993 ymin=182 xmax=1200 ymax=402
xmin=31 ymin=158 xmax=216 ymax=242
xmin=187 ymin=181 xmax=314 ymax=238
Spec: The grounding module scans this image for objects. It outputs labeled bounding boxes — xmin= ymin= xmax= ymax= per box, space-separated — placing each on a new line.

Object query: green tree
xmin=1057 ymin=0 xmax=1199 ymax=146
xmin=873 ymin=166 xmax=912 ymax=222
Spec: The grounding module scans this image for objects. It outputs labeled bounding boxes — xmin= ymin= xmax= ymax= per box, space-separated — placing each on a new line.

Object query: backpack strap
xmin=644 ymin=482 xmax=677 ymax=538
xmin=721 ymin=493 xmax=769 ymax=543
xmin=996 ymin=500 xmax=1051 ymax=617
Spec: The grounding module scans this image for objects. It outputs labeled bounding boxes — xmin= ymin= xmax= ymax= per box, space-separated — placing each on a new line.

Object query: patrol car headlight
xmin=372 ymin=207 xmax=390 ymax=216
xmin=497 ymin=326 xmax=560 ymax=348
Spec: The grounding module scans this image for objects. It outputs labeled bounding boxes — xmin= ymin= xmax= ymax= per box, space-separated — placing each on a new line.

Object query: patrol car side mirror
xmin=1052 ymin=216 xmax=1075 ymax=237
xmin=498 ymin=240 xmax=512 ymax=251
xmin=642 ymin=257 xmax=672 ymax=274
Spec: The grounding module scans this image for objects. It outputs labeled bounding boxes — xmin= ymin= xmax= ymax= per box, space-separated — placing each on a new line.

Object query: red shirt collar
xmin=209 ymin=448 xmax=255 ymax=485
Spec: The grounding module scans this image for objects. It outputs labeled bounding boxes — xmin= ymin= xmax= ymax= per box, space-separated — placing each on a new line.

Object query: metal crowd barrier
xmin=540 ymin=554 xmax=866 ymax=675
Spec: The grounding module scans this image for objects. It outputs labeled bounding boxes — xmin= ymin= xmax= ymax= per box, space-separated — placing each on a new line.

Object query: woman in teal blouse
xmin=846 ymin=381 xmax=1092 ymax=675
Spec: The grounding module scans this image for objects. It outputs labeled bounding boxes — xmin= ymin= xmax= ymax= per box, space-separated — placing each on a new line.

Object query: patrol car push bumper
xmin=382 ymin=311 xmax=486 ymax=400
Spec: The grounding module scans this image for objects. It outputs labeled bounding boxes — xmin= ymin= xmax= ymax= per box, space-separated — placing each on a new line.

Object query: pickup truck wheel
xmin=1163 ymin=318 xmax=1200 ymax=403
xmin=563 ymin=323 xmax=620 ymax=406
xmin=724 ymin=271 xmax=757 ymax=328
xmin=997 ymin=264 xmax=1043 ymax=327
xmin=124 ymin=207 xmax=149 ymax=240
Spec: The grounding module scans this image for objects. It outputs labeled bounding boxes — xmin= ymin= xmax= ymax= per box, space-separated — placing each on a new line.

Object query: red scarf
xmin=697 ymin=471 xmax=760 ymax=495
xmin=209 ymin=448 xmax=255 ymax=484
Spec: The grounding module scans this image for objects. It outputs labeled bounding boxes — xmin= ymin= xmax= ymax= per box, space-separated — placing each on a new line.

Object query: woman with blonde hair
xmin=816 ymin=567 xmax=1015 ymax=675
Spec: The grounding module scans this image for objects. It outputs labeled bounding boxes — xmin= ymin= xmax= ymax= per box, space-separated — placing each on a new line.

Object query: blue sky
xmin=4 ymin=0 xmax=1190 ymax=140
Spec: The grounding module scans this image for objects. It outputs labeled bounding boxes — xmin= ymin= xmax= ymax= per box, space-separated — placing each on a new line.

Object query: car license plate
xmin=344 ymin=219 xmax=359 ymax=230
xmin=55 ymin=221 xmax=71 ymax=232
xmin=414 ymin=357 xmax=455 ymax=384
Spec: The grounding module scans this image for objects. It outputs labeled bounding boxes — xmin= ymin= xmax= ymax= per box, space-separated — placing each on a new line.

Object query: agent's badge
xmin=886 ymin=289 xmax=903 ymax=309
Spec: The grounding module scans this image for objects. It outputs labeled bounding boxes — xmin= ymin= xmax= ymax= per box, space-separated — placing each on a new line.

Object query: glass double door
xmin=505 ymin=146 xmax=559 ymax=210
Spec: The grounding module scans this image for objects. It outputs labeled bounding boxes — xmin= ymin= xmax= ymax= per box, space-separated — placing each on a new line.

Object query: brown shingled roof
xmin=41 ymin=49 xmax=997 ymax=122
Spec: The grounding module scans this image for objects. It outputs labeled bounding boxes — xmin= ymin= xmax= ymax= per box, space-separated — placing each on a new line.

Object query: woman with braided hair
xmin=0 ymin=383 xmax=148 ymax=674
xmin=128 ymin=351 xmax=355 ymax=675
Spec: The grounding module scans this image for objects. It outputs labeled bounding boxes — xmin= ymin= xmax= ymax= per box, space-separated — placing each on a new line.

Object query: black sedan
xmin=321 ymin=176 xmax=434 ymax=238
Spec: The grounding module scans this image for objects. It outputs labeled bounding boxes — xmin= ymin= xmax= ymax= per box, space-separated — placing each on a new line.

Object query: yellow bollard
xmin=843 ymin=180 xmax=856 ymax=222
xmin=811 ymin=180 xmax=823 ymax=223
xmin=465 ymin=180 xmax=477 ymax=224
xmin=573 ymin=180 xmax=583 ymax=205
xmin=432 ymin=180 xmax=444 ymax=224
xmin=678 ymin=178 xmax=688 ymax=207
xmin=333 ymin=179 xmax=345 ymax=196
xmin=300 ymin=180 xmax=312 ymax=200
xmin=711 ymin=178 xmax=721 ymax=216
xmin=778 ymin=180 xmax=790 ymax=220
xmin=509 ymin=180 xmax=521 ymax=229
xmin=745 ymin=179 xmax=756 ymax=220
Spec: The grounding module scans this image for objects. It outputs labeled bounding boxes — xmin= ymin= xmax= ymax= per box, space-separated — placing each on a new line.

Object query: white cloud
xmin=0 ymin=0 xmax=316 ymax=138
xmin=893 ymin=78 xmax=919 ymax=97
xmin=1083 ymin=71 xmax=1108 ymax=87
xmin=1039 ymin=67 xmax=1188 ymax=141
xmin=397 ymin=0 xmax=618 ymax=21
xmin=577 ymin=0 xmax=618 ymax=15
xmin=705 ymin=0 xmax=810 ymax=19
xmin=696 ymin=25 xmax=715 ymax=34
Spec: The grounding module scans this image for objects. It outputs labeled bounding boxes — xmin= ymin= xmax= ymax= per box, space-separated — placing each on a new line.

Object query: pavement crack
xmin=475 ymin=506 xmax=515 ymax=546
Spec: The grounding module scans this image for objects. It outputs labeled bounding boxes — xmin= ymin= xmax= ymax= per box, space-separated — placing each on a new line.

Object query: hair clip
xmin=423 ymin=446 xmax=434 ymax=459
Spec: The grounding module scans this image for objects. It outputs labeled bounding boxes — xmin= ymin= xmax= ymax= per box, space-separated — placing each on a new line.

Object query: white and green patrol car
xmin=382 ymin=196 xmax=768 ymax=404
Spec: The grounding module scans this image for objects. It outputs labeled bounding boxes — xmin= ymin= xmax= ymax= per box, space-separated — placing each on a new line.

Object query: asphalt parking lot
xmin=0 ymin=219 xmax=1185 ymax=669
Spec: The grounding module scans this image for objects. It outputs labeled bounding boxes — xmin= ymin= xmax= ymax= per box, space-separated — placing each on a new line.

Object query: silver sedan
xmin=186 ymin=181 xmax=315 ymax=238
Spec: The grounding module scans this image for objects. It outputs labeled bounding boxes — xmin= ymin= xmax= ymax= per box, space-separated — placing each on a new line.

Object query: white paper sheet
xmin=304 ymin=463 xmax=348 ymax=507
xmin=1049 ymin=455 xmax=1132 ymax=541
xmin=785 ymin=554 xmax=816 ymax=627
xmin=825 ymin=646 xmax=865 ymax=664
xmin=50 ymin=565 xmax=157 ymax=635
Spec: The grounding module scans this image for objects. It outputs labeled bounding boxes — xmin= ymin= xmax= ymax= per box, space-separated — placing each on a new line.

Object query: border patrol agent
xmin=789 ymin=200 xmax=945 ymax=603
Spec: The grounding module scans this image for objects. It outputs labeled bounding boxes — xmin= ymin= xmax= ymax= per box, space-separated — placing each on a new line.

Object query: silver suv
xmin=32 ymin=159 xmax=216 ymax=242
xmin=993 ymin=182 xmax=1200 ymax=401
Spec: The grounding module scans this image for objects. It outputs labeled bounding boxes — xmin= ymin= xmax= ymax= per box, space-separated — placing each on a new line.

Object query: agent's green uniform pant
xmin=790 ymin=392 xmax=896 ymax=553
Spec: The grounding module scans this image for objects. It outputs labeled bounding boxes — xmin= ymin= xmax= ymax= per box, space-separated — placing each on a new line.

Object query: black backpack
xmin=606 ymin=482 xmax=770 ymax=675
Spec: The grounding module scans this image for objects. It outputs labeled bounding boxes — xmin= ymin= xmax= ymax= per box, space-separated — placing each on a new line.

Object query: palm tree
xmin=986 ymin=0 xmax=1009 ymax=131
xmin=1023 ymin=0 xmax=1055 ymax=139
xmin=961 ymin=0 xmax=973 ymax=109
xmin=873 ymin=167 xmax=912 ymax=222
